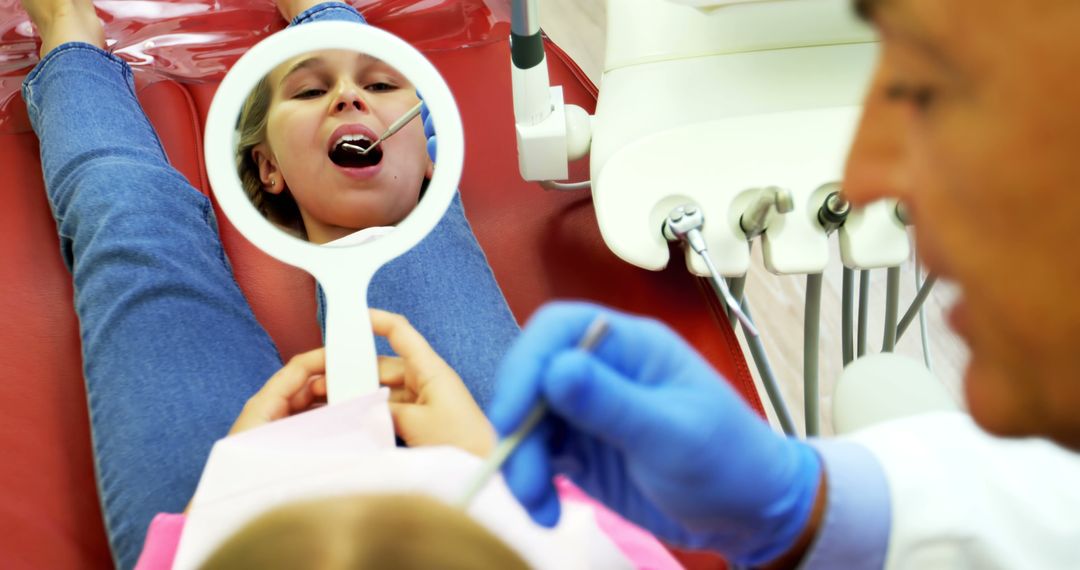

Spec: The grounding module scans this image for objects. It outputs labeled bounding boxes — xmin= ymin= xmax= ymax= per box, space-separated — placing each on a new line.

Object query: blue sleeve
xmin=289 ymin=1 xmax=367 ymax=27
xmin=800 ymin=439 xmax=892 ymax=569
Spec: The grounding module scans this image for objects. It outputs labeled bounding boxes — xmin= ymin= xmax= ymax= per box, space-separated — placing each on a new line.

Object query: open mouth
xmin=328 ymin=135 xmax=383 ymax=169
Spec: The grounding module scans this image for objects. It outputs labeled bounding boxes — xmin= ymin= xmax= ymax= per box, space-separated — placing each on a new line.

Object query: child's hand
xmin=372 ymin=309 xmax=495 ymax=457
xmin=229 ymin=348 xmax=328 ymax=435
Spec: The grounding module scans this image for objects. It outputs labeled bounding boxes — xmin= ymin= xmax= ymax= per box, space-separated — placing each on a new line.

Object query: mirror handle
xmin=321 ymin=273 xmax=378 ymax=404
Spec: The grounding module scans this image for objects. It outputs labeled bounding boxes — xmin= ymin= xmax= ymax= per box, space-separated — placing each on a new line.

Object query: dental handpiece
xmin=455 ymin=316 xmax=610 ymax=509
xmin=341 ymin=100 xmax=425 ymax=155
xmin=663 ymin=205 xmax=759 ymax=337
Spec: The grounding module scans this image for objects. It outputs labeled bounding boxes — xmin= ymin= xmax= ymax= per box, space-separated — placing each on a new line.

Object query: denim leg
xmin=301 ymin=2 xmax=520 ymax=409
xmin=368 ymin=195 xmax=520 ymax=410
xmin=23 ymin=44 xmax=282 ymax=569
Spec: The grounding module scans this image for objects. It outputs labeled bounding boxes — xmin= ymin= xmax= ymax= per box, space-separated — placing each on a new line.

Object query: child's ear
xmin=252 ymin=143 xmax=285 ymax=195
xmin=425 ymin=156 xmax=434 ymax=179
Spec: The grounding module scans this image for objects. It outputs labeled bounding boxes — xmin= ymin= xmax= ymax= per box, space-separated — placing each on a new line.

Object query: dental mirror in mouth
xmin=344 ymin=100 xmax=424 ymax=156
xmin=204 ymin=21 xmax=461 ymax=405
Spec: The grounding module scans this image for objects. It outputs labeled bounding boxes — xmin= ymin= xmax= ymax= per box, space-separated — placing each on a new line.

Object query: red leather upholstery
xmin=0 ymin=9 xmax=755 ymax=570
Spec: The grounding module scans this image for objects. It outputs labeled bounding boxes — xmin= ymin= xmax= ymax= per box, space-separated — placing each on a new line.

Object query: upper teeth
xmin=334 ymin=134 xmax=372 ymax=147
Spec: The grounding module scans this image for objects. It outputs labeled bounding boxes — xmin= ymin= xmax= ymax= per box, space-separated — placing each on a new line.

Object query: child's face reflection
xmin=255 ymin=50 xmax=432 ymax=244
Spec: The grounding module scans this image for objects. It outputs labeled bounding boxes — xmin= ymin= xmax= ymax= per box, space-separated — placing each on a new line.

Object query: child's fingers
xmin=388 ymin=401 xmax=425 ymax=445
xmin=287 ymin=374 xmax=327 ymax=412
xmin=369 ymin=309 xmax=445 ymax=372
xmin=254 ymin=347 xmax=327 ymax=403
xmin=310 ymin=374 xmax=327 ymax=397
xmin=231 ymin=348 xmax=327 ymax=434
xmin=387 ymin=384 xmax=415 ymax=404
xmin=377 ymin=355 xmax=406 ymax=387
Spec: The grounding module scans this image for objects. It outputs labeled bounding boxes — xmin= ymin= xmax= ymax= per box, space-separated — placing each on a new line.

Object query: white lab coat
xmin=848 ymin=411 xmax=1080 ymax=569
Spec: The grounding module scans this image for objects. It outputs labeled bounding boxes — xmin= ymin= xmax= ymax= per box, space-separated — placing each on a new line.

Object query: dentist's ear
xmin=252 ymin=143 xmax=286 ymax=195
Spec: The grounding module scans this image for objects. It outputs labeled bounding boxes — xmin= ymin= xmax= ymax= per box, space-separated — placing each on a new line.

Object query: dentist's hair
xmin=200 ymin=493 xmax=529 ymax=570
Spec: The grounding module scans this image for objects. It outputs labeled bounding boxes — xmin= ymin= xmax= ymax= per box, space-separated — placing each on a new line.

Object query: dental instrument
xmin=341 ymin=100 xmax=424 ymax=155
xmin=456 ymin=315 xmax=610 ymax=508
xmin=842 ymin=268 xmax=855 ymax=366
xmin=728 ymin=275 xmax=747 ymax=328
xmin=915 ymin=261 xmax=935 ymax=371
xmin=738 ymin=299 xmax=797 ymax=436
xmin=663 ymin=204 xmax=759 ymax=336
xmin=857 ymin=269 xmax=870 ymax=357
xmin=882 ymin=266 xmax=901 ymax=352
xmin=740 ymin=187 xmax=794 ymax=240
xmin=813 ymin=190 xmax=856 ymax=368
xmin=804 ymin=273 xmax=823 ymax=436
xmin=817 ymin=191 xmax=851 ymax=235
xmin=897 ymin=272 xmax=939 ymax=343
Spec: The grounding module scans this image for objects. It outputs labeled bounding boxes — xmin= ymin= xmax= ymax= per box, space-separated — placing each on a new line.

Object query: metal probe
xmin=456 ymin=316 xmax=610 ymax=508
xmin=341 ymin=100 xmax=425 ymax=156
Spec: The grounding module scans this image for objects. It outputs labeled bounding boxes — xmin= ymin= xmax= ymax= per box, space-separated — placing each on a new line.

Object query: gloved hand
xmin=417 ymin=91 xmax=436 ymax=161
xmin=487 ymin=302 xmax=823 ymax=566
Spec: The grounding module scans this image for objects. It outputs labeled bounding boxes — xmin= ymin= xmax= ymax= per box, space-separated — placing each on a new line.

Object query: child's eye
xmin=366 ymin=82 xmax=398 ymax=93
xmin=293 ymin=88 xmax=327 ymax=99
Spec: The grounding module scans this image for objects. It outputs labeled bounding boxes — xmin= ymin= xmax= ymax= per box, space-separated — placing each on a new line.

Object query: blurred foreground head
xmin=200 ymin=493 xmax=529 ymax=569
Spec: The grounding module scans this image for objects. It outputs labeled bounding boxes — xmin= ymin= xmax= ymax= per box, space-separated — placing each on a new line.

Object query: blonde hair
xmin=200 ymin=494 xmax=530 ymax=570
xmin=235 ymin=76 xmax=307 ymax=238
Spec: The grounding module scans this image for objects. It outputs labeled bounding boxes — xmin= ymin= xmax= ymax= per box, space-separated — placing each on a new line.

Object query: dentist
xmin=488 ymin=0 xmax=1080 ymax=567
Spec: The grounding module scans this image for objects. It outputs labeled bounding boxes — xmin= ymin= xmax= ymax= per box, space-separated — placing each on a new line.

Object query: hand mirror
xmin=204 ymin=21 xmax=463 ymax=404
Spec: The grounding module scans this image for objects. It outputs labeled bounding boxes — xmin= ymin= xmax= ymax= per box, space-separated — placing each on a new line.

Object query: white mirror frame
xmin=204 ymin=21 xmax=464 ymax=404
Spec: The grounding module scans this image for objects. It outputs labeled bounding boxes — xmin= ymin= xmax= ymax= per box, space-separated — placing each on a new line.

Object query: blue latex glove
xmin=487 ymin=302 xmax=823 ymax=566
xmin=417 ymin=91 xmax=437 ymax=161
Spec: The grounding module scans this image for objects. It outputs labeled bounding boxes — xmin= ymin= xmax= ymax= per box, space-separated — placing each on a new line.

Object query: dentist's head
xmin=844 ymin=0 xmax=1080 ymax=447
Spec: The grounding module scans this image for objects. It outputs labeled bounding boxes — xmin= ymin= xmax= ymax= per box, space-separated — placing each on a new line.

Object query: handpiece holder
xmin=664 ymin=204 xmax=759 ymax=335
xmin=838 ymin=199 xmax=910 ymax=270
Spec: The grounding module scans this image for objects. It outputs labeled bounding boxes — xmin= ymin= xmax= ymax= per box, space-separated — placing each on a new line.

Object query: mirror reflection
xmin=235 ymin=49 xmax=433 ymax=246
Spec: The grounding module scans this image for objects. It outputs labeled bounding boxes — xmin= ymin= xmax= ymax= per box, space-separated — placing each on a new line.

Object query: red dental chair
xmin=0 ymin=2 xmax=759 ymax=568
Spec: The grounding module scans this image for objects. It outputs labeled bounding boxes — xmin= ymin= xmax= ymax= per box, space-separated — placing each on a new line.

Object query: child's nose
xmin=332 ymin=88 xmax=367 ymax=114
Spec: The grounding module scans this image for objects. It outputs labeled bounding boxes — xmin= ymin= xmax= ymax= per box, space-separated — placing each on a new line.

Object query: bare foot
xmin=21 ymin=0 xmax=105 ymax=57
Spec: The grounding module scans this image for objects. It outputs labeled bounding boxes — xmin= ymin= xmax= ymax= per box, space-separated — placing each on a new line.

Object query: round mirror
xmin=204 ymin=21 xmax=464 ymax=404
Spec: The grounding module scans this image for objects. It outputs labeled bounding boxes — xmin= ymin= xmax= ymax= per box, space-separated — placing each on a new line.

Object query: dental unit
xmin=510 ymin=0 xmax=940 ymax=436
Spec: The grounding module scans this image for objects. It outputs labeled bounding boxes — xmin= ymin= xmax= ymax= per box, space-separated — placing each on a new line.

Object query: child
xmin=236 ymin=50 xmax=432 ymax=243
xmin=132 ymin=309 xmax=680 ymax=569
xmin=19 ymin=0 xmax=517 ymax=567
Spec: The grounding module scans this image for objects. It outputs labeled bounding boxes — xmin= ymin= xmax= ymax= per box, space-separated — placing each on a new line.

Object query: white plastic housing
xmin=839 ymin=200 xmax=911 ymax=269
xmin=590 ymin=0 xmax=876 ymax=274
xmin=596 ymin=106 xmax=862 ymax=276
xmin=564 ymin=104 xmax=593 ymax=161
xmin=514 ymin=91 xmax=570 ymax=181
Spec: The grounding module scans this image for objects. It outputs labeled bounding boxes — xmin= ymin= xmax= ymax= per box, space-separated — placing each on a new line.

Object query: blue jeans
xmin=22 ymin=3 xmax=518 ymax=567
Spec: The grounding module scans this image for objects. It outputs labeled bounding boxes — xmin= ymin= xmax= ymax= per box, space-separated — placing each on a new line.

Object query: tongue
xmin=329 ymin=142 xmax=383 ymax=168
